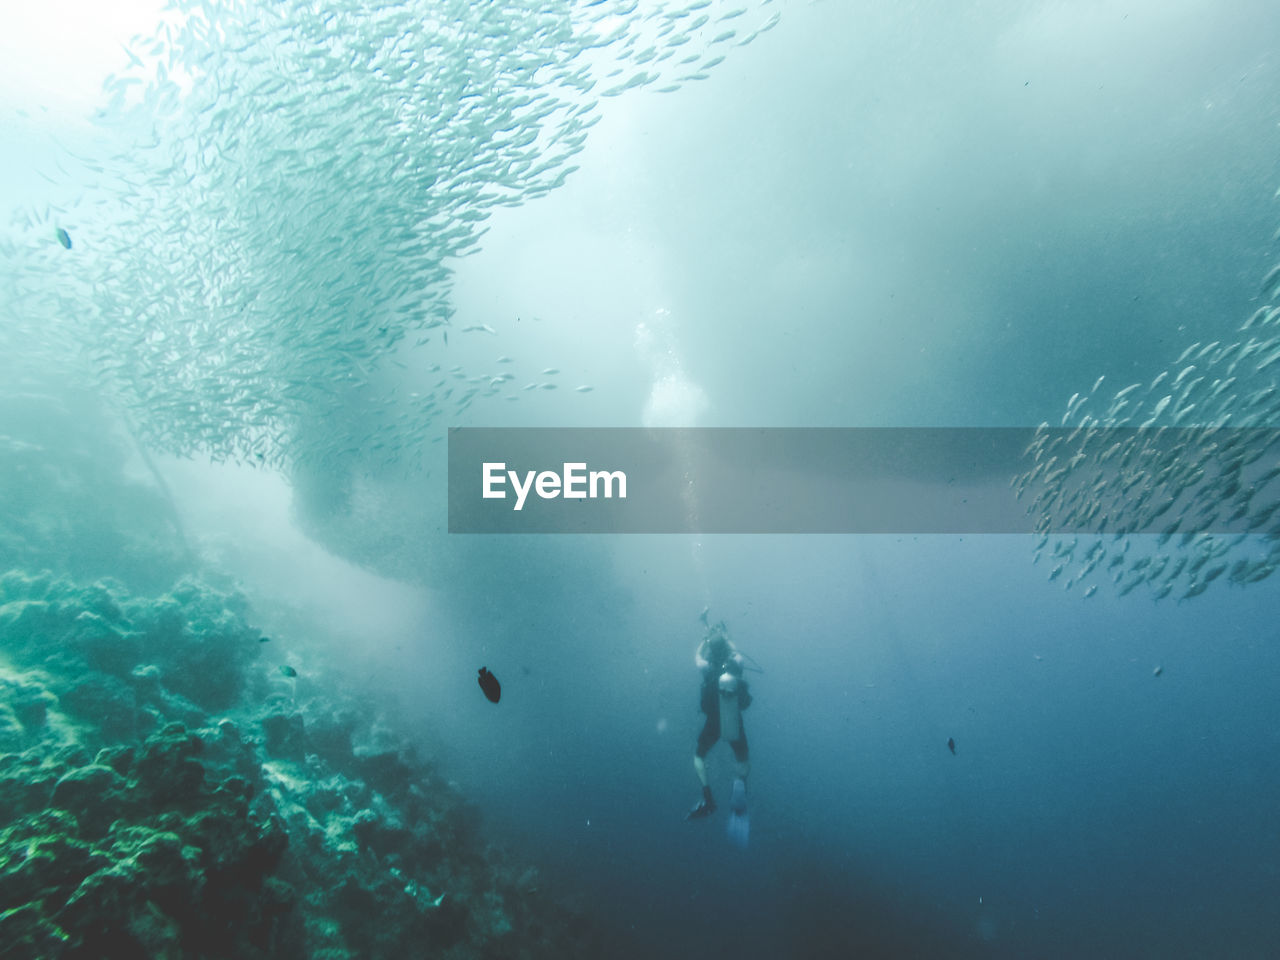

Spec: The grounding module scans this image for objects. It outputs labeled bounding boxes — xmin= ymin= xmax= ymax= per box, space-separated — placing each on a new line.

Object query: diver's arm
xmin=695 ymin=639 xmax=711 ymax=672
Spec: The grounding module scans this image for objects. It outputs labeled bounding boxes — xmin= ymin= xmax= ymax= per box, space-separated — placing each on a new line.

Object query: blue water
xmin=6 ymin=1 xmax=1280 ymax=956
xmin=379 ymin=534 xmax=1279 ymax=958
xmin=400 ymin=10 xmax=1280 ymax=948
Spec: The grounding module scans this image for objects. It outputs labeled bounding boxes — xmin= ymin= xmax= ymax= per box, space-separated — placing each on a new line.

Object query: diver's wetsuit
xmin=687 ymin=630 xmax=754 ymax=823
xmin=696 ymin=671 xmax=750 ymax=765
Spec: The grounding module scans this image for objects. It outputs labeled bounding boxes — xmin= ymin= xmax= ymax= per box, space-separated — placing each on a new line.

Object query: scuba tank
xmin=718 ymin=672 xmax=742 ymax=742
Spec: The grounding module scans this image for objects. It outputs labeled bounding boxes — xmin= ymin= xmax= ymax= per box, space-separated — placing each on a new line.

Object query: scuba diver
xmin=685 ymin=618 xmax=755 ymax=848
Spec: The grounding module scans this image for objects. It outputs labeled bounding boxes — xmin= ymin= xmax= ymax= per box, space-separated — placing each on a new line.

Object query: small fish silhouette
xmin=279 ymin=665 xmax=297 ymax=678
xmin=947 ymin=737 xmax=956 ymax=755
xmin=478 ymin=667 xmax=501 ymax=703
xmin=55 ymin=227 xmax=71 ymax=249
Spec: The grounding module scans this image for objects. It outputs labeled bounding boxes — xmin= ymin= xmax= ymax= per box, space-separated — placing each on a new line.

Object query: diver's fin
xmin=727 ymin=778 xmax=749 ymax=848
xmin=686 ymin=797 xmax=715 ymax=821
xmin=686 ymin=786 xmax=716 ymax=821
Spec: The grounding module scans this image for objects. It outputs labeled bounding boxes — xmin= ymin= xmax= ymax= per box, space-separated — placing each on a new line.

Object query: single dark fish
xmin=947 ymin=737 xmax=956 ymax=755
xmin=258 ymin=635 xmax=271 ymax=643
xmin=279 ymin=665 xmax=297 ymax=678
xmin=478 ymin=666 xmax=500 ymax=703
xmin=55 ymin=227 xmax=71 ymax=249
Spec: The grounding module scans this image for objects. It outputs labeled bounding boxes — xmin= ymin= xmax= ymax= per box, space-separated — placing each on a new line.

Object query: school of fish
xmin=9 ymin=1 xmax=1278 ymax=605
xmin=1015 ymin=200 xmax=1280 ymax=602
xmin=2 ymin=0 xmax=780 ymax=483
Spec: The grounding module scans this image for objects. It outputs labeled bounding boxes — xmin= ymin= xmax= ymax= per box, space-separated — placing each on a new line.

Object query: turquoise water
xmin=4 ymin=1 xmax=1280 ymax=957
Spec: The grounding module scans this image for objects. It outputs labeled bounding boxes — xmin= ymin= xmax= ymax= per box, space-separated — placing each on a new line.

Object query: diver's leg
xmin=686 ymin=719 xmax=719 ymax=820
xmin=726 ymin=728 xmax=750 ymax=847
xmin=730 ymin=727 xmax=750 ymax=783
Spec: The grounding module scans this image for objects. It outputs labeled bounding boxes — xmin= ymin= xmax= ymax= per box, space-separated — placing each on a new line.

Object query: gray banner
xmin=447 ymin=427 xmax=1280 ymax=534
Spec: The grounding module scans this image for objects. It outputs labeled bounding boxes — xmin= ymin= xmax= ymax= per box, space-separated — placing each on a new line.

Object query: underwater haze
xmin=4 ymin=0 xmax=1280 ymax=958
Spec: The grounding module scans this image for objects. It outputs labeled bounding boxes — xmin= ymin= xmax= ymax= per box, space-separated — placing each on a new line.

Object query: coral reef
xmin=0 ymin=572 xmax=594 ymax=959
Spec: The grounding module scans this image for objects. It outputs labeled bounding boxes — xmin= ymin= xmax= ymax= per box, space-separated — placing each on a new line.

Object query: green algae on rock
xmin=0 ymin=571 xmax=595 ymax=958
